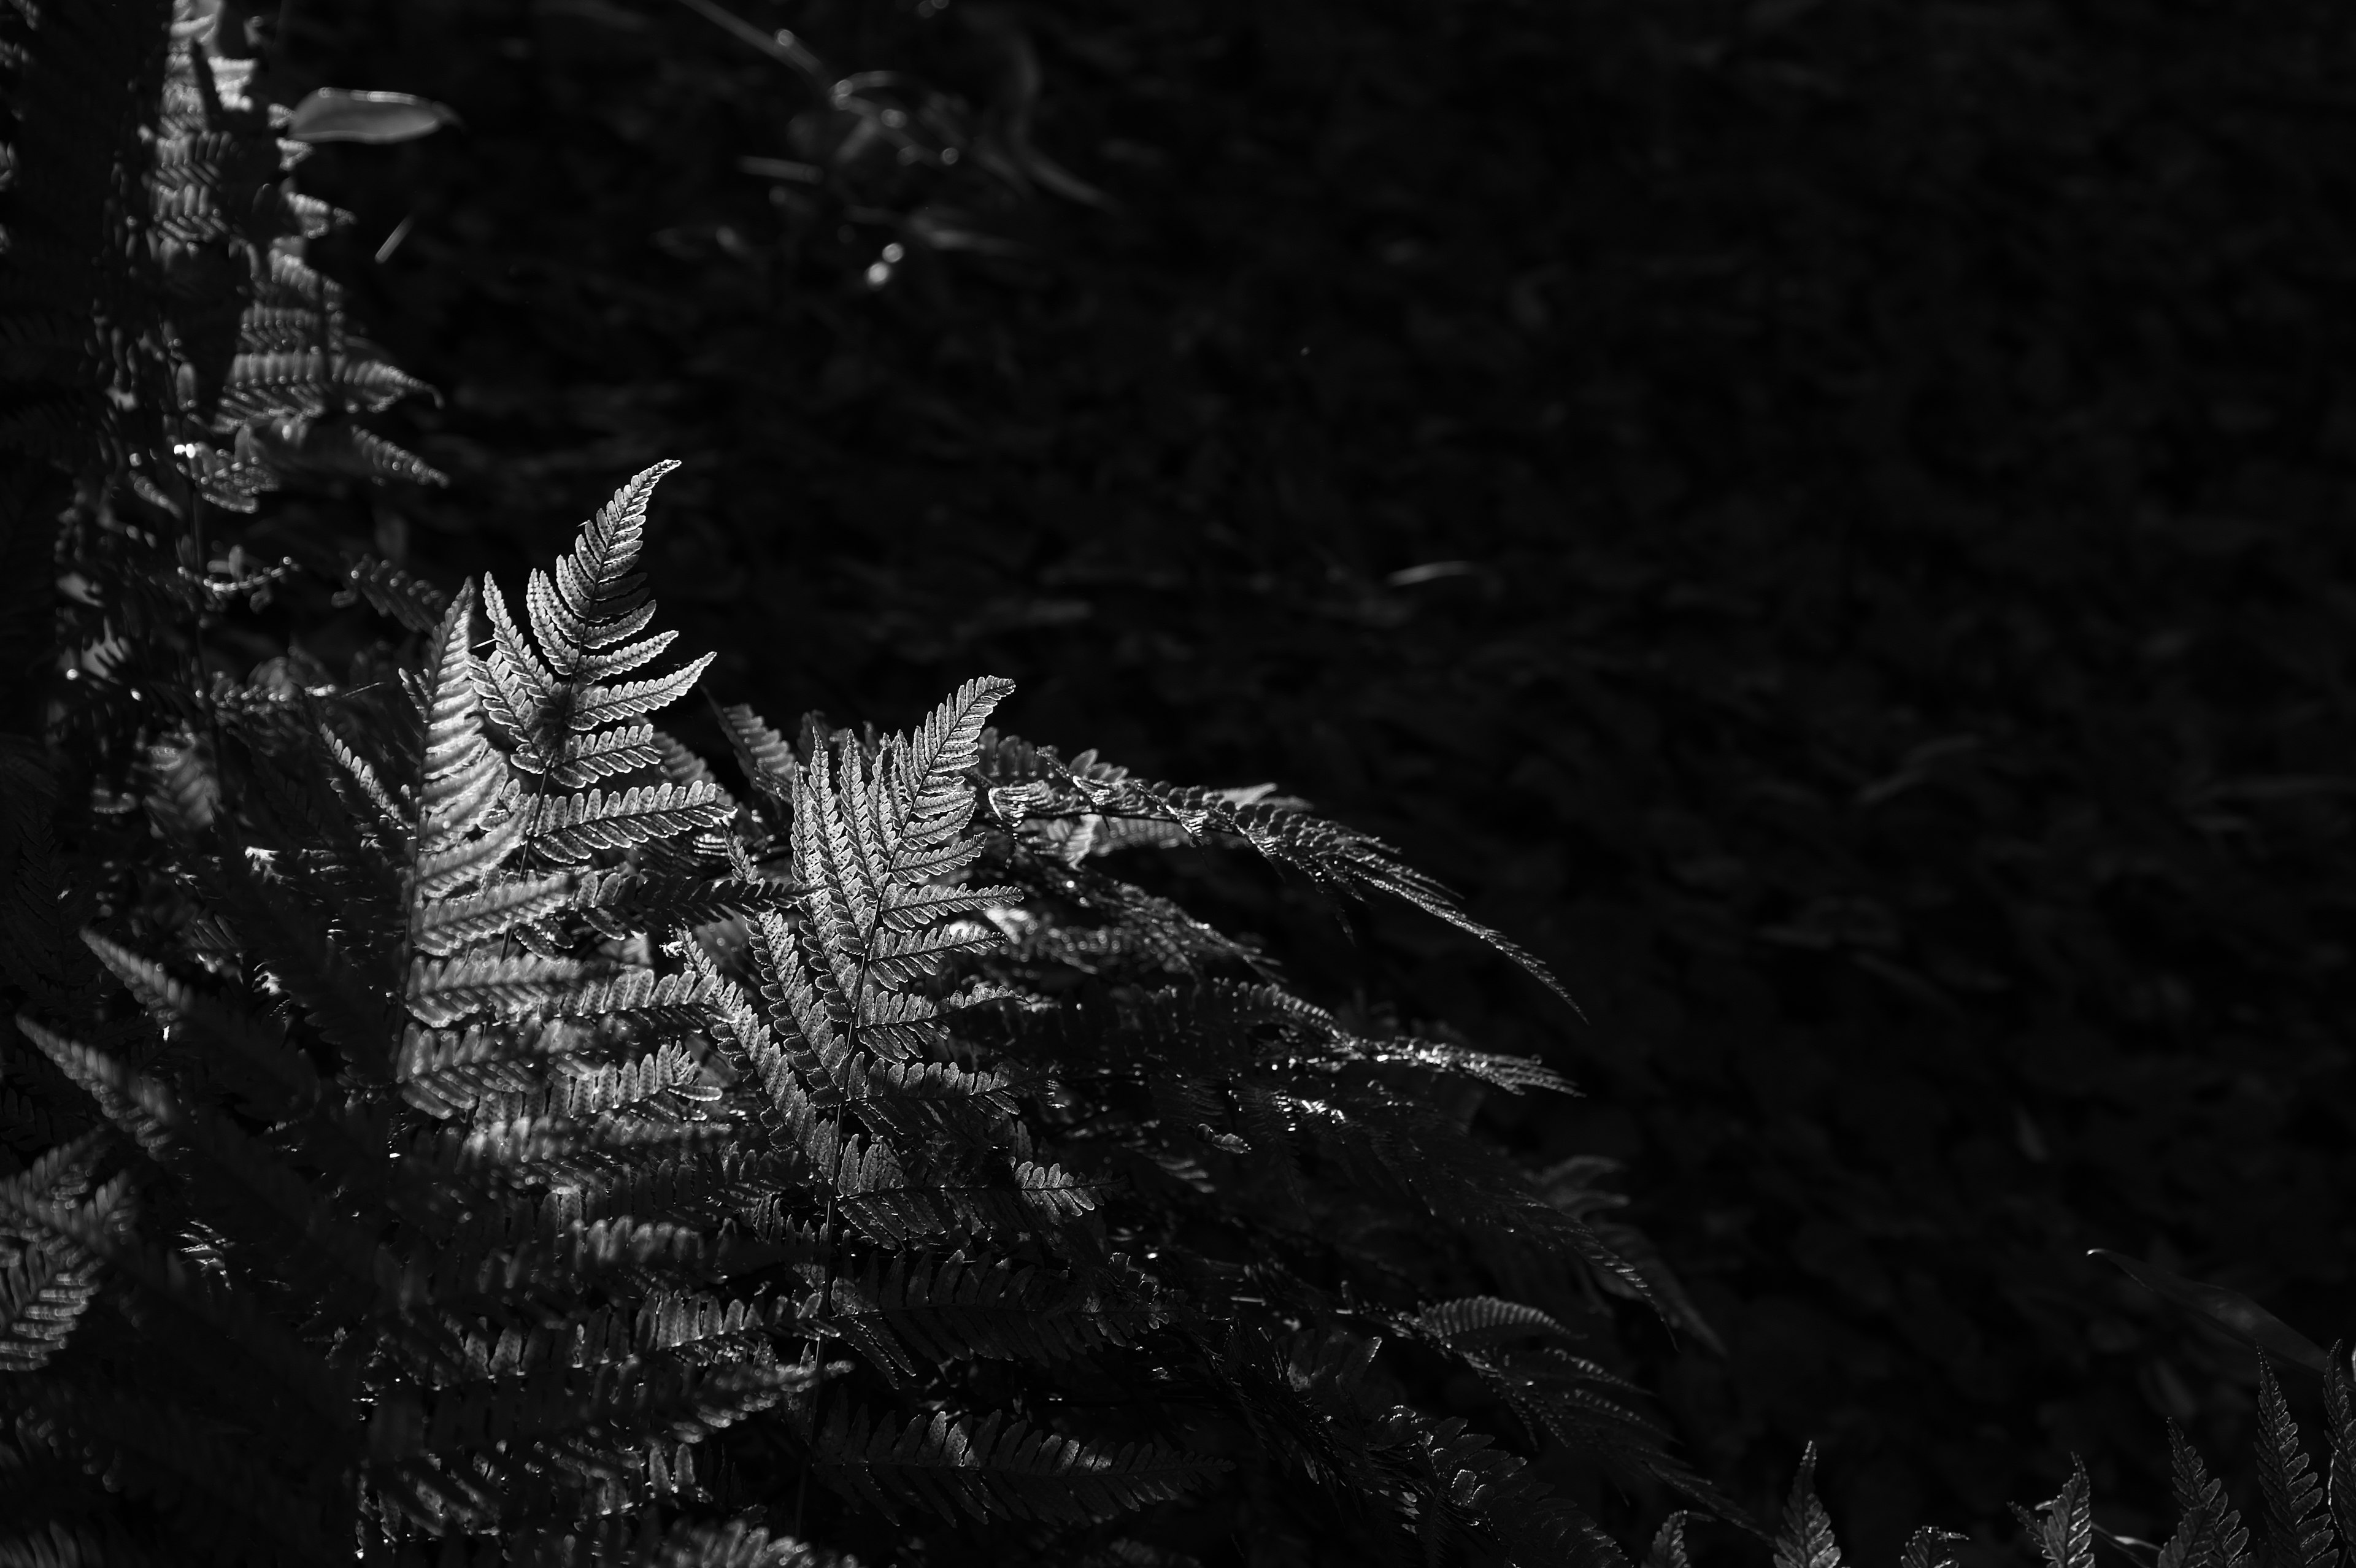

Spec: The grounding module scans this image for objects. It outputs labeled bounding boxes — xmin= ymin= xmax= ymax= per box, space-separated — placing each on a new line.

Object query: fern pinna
xmin=0 ymin=463 xmax=1746 ymax=1566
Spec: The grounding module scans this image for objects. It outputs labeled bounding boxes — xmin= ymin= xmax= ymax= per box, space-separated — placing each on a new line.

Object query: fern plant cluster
xmin=7 ymin=2 xmax=2356 ymax=1568
xmin=1 ymin=459 xmax=1758 ymax=1565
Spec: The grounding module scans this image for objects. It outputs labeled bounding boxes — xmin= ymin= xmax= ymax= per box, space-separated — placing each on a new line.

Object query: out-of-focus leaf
xmin=285 ymin=89 xmax=460 ymax=145
xmin=2090 ymin=1250 xmax=2332 ymax=1375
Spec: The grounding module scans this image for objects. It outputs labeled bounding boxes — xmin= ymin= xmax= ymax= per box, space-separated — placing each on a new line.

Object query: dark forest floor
xmin=249 ymin=1 xmax=2356 ymax=1561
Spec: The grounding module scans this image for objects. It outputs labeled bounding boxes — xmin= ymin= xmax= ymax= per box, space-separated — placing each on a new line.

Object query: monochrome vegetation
xmin=2 ymin=1 xmax=2352 ymax=1565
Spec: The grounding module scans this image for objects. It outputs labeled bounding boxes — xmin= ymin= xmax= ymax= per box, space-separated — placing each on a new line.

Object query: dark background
xmin=244 ymin=1 xmax=2356 ymax=1562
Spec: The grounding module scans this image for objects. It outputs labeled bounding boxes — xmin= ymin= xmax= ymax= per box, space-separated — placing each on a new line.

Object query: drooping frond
xmin=976 ymin=734 xmax=1577 ymax=1008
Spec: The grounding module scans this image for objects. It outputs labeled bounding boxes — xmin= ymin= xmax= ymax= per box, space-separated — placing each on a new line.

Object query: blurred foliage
xmin=228 ymin=1 xmax=2356 ymax=1564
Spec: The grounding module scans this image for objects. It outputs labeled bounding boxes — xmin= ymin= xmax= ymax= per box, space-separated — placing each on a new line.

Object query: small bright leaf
xmin=285 ymin=89 xmax=459 ymax=146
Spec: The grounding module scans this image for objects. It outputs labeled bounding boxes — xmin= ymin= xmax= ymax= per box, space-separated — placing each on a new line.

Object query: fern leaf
xmin=479 ymin=462 xmax=710 ymax=791
xmin=1348 ymin=1032 xmax=1579 ymax=1096
xmin=0 ymin=1168 xmax=355 ymax=1435
xmin=1382 ymin=1409 xmax=1630 ymax=1568
xmin=814 ymin=1405 xmax=1225 ymax=1526
xmin=79 ymin=928 xmax=321 ymax=1115
xmin=2257 ymin=1358 xmax=2336 ymax=1568
xmin=1409 ymin=1296 xmax=1576 ymax=1351
xmin=12 ymin=1017 xmax=386 ymax=1309
xmin=795 ymin=680 xmax=1012 ymax=980
xmin=0 ymin=1169 xmax=123 ymax=1372
xmin=1901 ymin=1528 xmax=1972 ymax=1568
xmin=526 ymin=781 xmax=731 ymax=864
xmin=340 ymin=551 xmax=448 ymax=632
xmin=548 ymin=967 xmax=718 ymax=1026
xmin=1045 ymin=763 xmax=1577 ymax=1009
xmin=2327 ymin=1342 xmax=2356 ymax=1568
xmin=2011 ymin=1454 xmax=2096 ymax=1568
xmin=394 ymin=1022 xmax=549 ymax=1117
xmin=1775 ymin=1443 xmax=1844 ymax=1568
xmin=415 ymin=581 xmax=524 ymax=898
xmin=414 ymin=872 xmax=576 ymax=956
xmin=569 ymin=658 xmax=718 ymax=732
xmin=2171 ymin=1420 xmax=2254 ymax=1568
xmin=578 ymin=865 xmax=799 ymax=935
xmin=814 ymin=1251 xmax=1144 ymax=1380
xmin=406 ymin=953 xmax=586 ymax=1028
xmin=714 ymin=699 xmax=795 ymax=803
xmin=1648 ymin=1512 xmax=1694 ymax=1568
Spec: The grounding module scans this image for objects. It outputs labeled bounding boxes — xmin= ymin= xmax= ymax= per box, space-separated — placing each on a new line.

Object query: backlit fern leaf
xmin=1649 ymin=1513 xmax=1695 ymax=1568
xmin=1410 ymin=1295 xmax=1575 ymax=1352
xmin=478 ymin=462 xmax=714 ymax=807
xmin=2012 ymin=1454 xmax=2096 ymax=1568
xmin=1775 ymin=1443 xmax=1844 ymax=1568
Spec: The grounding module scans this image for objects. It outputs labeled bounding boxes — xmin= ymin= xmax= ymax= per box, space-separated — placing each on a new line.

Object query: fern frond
xmin=1381 ymin=1409 xmax=1631 ymax=1568
xmin=2012 ymin=1454 xmax=2096 ymax=1568
xmin=12 ymin=1017 xmax=386 ymax=1308
xmin=1648 ymin=1513 xmax=1695 ymax=1568
xmin=1901 ymin=1528 xmax=1972 ymax=1568
xmin=2256 ymin=1359 xmax=2335 ymax=1568
xmin=414 ymin=872 xmax=576 ymax=956
xmin=1774 ymin=1443 xmax=1844 ymax=1568
xmin=339 ymin=553 xmax=449 ymax=633
xmin=998 ymin=746 xmax=1576 ymax=1008
xmin=79 ymin=928 xmax=321 ymax=1116
xmin=0 ymin=1166 xmax=123 ymax=1372
xmin=526 ymin=782 xmax=732 ymax=864
xmin=2170 ymin=1420 xmax=2254 ymax=1568
xmin=0 ymin=1169 xmax=356 ymax=1439
xmin=406 ymin=953 xmax=587 ymax=1029
xmin=394 ymin=1021 xmax=550 ymax=1118
xmin=477 ymin=463 xmax=715 ymax=809
xmin=1345 ymin=1031 xmax=1578 ymax=1096
xmin=714 ymin=699 xmax=794 ymax=805
xmin=1407 ymin=1295 xmax=1575 ymax=1352
xmin=793 ymin=678 xmax=1011 ymax=955
xmin=813 ymin=1405 xmax=1225 ymax=1526
xmin=577 ymin=865 xmax=799 ymax=936
xmin=2327 ymin=1342 xmax=2356 ymax=1568
xmin=815 ymin=1251 xmax=1146 ymax=1380
xmin=513 ymin=721 xmax=663 ymax=790
xmin=414 ymin=581 xmax=526 ymax=900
